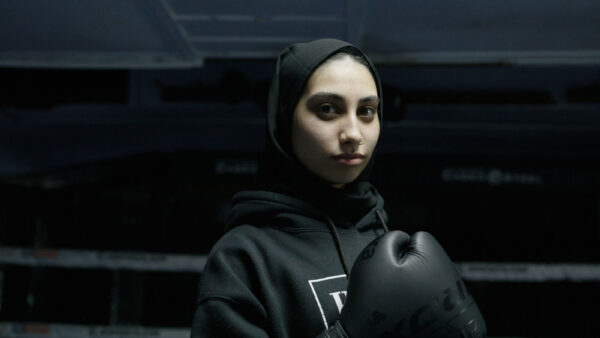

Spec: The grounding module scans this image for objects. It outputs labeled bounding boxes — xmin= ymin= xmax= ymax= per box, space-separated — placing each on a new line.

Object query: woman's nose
xmin=339 ymin=115 xmax=362 ymax=146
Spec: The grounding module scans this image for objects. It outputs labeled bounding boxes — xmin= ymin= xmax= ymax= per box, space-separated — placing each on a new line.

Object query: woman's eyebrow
xmin=307 ymin=92 xmax=379 ymax=105
xmin=359 ymin=95 xmax=379 ymax=104
xmin=308 ymin=92 xmax=344 ymax=102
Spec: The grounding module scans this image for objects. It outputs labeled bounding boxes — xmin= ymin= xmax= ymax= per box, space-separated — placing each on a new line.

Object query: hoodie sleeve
xmin=191 ymin=234 xmax=270 ymax=337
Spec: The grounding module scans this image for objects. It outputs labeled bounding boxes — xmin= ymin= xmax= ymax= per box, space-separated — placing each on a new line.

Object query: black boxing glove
xmin=319 ymin=231 xmax=486 ymax=338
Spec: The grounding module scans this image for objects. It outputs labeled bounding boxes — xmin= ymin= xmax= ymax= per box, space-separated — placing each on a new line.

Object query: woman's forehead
xmin=303 ymin=57 xmax=378 ymax=97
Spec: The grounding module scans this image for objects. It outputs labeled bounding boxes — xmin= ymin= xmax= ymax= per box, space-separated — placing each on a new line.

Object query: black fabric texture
xmin=192 ymin=190 xmax=387 ymax=337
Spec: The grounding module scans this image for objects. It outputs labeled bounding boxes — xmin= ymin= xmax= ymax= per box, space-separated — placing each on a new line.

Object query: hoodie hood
xmin=226 ymin=188 xmax=387 ymax=232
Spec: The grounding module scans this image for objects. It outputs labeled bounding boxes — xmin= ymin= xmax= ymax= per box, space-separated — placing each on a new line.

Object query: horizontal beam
xmin=2 ymin=246 xmax=600 ymax=282
xmin=0 ymin=322 xmax=189 ymax=338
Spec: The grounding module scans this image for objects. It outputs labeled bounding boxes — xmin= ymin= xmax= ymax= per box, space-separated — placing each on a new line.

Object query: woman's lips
xmin=332 ymin=153 xmax=365 ymax=166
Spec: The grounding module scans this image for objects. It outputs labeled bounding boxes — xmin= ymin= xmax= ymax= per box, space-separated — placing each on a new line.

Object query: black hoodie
xmin=191 ymin=39 xmax=388 ymax=337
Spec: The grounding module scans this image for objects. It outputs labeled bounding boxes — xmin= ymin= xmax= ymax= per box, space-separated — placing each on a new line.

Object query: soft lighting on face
xmin=291 ymin=55 xmax=380 ymax=188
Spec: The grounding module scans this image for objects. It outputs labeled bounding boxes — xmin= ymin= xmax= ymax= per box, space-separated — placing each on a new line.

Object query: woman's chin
xmin=325 ymin=174 xmax=360 ymax=188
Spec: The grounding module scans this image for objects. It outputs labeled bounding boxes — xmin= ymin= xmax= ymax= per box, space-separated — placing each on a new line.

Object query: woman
xmin=191 ymin=38 xmax=388 ymax=337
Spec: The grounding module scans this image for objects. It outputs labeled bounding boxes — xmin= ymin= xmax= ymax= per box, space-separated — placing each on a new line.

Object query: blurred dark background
xmin=1 ymin=1 xmax=599 ymax=337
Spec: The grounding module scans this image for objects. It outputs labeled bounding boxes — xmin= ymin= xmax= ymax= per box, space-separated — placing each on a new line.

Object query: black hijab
xmin=258 ymin=38 xmax=384 ymax=228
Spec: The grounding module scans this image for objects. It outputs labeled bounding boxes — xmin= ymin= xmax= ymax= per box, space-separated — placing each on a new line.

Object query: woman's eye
xmin=358 ymin=106 xmax=376 ymax=120
xmin=318 ymin=103 xmax=336 ymax=116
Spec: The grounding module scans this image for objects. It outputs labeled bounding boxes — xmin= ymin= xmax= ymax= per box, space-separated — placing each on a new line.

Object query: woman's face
xmin=291 ymin=55 xmax=380 ymax=188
